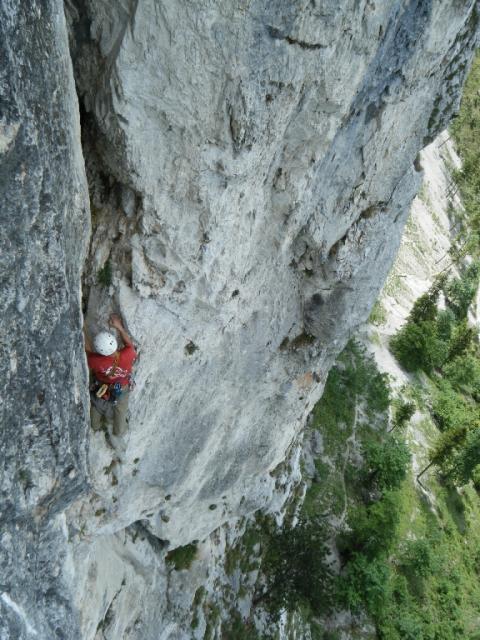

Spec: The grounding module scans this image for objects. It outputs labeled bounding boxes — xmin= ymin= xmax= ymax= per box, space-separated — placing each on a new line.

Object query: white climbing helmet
xmin=93 ymin=331 xmax=118 ymax=356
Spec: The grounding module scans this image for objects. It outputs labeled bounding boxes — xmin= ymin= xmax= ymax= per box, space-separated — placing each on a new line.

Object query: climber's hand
xmin=109 ymin=313 xmax=123 ymax=330
xmin=109 ymin=313 xmax=133 ymax=347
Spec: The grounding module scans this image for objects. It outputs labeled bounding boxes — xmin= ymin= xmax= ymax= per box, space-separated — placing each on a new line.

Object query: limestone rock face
xmin=69 ymin=0 xmax=479 ymax=547
xmin=0 ymin=2 xmax=90 ymax=639
xmin=1 ymin=0 xmax=479 ymax=638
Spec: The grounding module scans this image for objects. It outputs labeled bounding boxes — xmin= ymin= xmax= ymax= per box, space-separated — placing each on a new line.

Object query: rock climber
xmin=84 ymin=313 xmax=137 ymax=436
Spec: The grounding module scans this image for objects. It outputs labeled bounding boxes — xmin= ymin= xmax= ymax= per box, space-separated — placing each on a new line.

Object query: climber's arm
xmin=83 ymin=325 xmax=93 ymax=353
xmin=109 ymin=314 xmax=134 ymax=348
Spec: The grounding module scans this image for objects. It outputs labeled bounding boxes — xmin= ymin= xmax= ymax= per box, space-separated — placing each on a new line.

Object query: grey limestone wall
xmin=0 ymin=0 xmax=479 ymax=637
xmin=69 ymin=0 xmax=479 ymax=546
xmin=0 ymin=2 xmax=90 ymax=638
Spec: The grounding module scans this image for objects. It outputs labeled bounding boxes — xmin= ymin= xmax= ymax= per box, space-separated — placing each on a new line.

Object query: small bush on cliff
xmin=369 ymin=300 xmax=387 ymax=326
xmin=165 ymin=543 xmax=198 ymax=570
xmin=97 ymin=259 xmax=112 ymax=287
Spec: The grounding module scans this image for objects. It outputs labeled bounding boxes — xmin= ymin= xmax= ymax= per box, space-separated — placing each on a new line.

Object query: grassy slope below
xmin=307 ymin=340 xmax=480 ymax=640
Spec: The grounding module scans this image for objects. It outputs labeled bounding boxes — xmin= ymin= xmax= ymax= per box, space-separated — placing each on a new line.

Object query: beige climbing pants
xmin=90 ymin=389 xmax=130 ymax=436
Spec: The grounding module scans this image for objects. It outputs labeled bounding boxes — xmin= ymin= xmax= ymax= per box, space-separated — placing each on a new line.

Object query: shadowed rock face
xmin=1 ymin=0 xmax=478 ymax=637
xmin=0 ymin=2 xmax=90 ymax=638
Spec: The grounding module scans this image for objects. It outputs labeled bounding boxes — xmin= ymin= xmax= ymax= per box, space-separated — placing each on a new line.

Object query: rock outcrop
xmin=1 ymin=0 xmax=478 ymax=638
xmin=0 ymin=2 xmax=90 ymax=638
xmin=69 ymin=0 xmax=478 ymax=543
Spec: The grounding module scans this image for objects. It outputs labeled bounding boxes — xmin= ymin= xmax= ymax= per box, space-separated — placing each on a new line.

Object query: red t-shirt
xmin=87 ymin=345 xmax=137 ymax=386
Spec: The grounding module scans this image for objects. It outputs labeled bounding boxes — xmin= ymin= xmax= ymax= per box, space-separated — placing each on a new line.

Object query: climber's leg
xmin=113 ymin=389 xmax=130 ymax=436
xmin=90 ymin=403 xmax=104 ymax=432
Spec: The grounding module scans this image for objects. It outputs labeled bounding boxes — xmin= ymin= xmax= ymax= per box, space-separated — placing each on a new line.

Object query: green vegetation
xmin=306 ymin=343 xmax=415 ymax=635
xmin=391 ymin=265 xmax=479 ymax=373
xmin=259 ymin=515 xmax=334 ymax=616
xmin=190 ymin=586 xmax=206 ymax=631
xmin=219 ymin=611 xmax=260 ymax=639
xmin=375 ymin=98 xmax=480 ymax=634
xmin=252 ymin=341 xmax=398 ymax=633
xmin=390 ymin=279 xmax=446 ymax=373
xmin=324 ymin=340 xmax=480 ymax=639
xmin=450 ymin=51 xmax=480 ymax=258
xmin=97 ymin=259 xmax=112 ymax=287
xmin=369 ymin=300 xmax=387 ymax=326
xmin=389 ymin=263 xmax=480 ymax=488
xmin=261 ymin=333 xmax=480 ymax=638
xmin=165 ymin=543 xmax=198 ymax=570
xmin=212 ymin=331 xmax=480 ymax=638
xmin=362 ymin=435 xmax=411 ymax=492
xmin=337 ymin=471 xmax=480 ymax=639
xmin=384 ymin=272 xmax=408 ymax=301
xmin=389 ymin=399 xmax=416 ymax=432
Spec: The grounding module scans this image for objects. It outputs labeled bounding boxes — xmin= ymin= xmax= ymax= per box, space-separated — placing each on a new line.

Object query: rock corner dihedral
xmin=1 ymin=1 xmax=478 ymax=638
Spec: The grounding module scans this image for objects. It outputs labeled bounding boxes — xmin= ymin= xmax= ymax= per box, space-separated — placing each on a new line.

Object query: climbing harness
xmin=91 ymin=380 xmax=127 ymax=405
